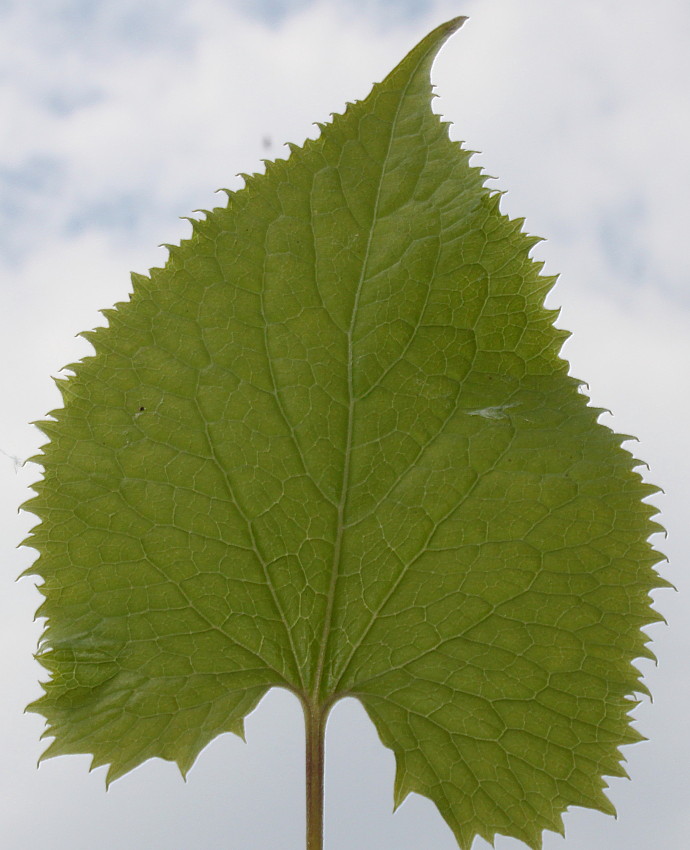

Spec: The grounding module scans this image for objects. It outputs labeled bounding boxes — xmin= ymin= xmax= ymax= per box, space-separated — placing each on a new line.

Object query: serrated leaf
xmin=24 ymin=17 xmax=665 ymax=849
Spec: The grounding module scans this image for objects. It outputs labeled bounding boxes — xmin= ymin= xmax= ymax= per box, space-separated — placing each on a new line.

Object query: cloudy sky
xmin=1 ymin=0 xmax=688 ymax=848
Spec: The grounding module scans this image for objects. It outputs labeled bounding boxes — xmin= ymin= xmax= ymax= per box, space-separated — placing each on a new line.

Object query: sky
xmin=0 ymin=0 xmax=688 ymax=848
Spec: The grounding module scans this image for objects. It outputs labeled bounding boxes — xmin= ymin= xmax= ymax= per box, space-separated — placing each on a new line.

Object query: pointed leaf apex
xmin=386 ymin=16 xmax=468 ymax=89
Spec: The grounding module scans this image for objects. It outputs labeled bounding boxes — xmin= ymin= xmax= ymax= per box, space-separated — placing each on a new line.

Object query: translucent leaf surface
xmin=24 ymin=18 xmax=665 ymax=849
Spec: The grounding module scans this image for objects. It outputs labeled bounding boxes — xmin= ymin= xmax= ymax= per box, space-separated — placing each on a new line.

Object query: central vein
xmin=309 ymin=71 xmax=420 ymax=703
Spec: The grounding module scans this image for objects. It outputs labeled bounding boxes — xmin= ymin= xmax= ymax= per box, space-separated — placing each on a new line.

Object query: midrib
xmin=309 ymin=60 xmax=425 ymax=703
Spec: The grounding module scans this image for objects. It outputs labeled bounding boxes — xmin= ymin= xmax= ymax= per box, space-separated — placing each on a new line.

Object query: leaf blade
xmin=24 ymin=16 xmax=664 ymax=848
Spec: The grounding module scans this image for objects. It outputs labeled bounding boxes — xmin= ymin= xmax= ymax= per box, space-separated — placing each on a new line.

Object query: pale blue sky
xmin=1 ymin=2 xmax=688 ymax=849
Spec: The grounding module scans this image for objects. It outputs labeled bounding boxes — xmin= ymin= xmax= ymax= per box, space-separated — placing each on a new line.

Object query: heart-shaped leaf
xmin=24 ymin=18 xmax=665 ymax=849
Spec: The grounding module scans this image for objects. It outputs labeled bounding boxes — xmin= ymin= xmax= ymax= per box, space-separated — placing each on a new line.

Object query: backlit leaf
xmin=24 ymin=17 xmax=665 ymax=849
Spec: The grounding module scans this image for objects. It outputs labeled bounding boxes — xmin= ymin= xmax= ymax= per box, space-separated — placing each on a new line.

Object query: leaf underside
xmin=24 ymin=17 xmax=665 ymax=850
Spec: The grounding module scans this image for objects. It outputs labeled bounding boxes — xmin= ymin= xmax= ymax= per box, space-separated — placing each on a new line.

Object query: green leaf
xmin=24 ymin=17 xmax=665 ymax=849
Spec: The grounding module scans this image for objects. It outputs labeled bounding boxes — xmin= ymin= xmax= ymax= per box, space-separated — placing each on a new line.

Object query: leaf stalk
xmin=304 ymin=700 xmax=328 ymax=850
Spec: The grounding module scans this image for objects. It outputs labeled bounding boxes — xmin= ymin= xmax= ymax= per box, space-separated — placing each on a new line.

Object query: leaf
xmin=24 ymin=17 xmax=665 ymax=849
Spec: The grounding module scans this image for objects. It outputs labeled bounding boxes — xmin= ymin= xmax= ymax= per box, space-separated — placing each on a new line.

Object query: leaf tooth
xmin=31 ymin=414 xmax=59 ymax=432
xmin=33 ymin=718 xmax=86 ymax=765
xmin=629 ymin=457 xmax=649 ymax=474
xmin=392 ymin=757 xmax=412 ymax=811
xmin=33 ymin=597 xmax=51 ymax=618
xmin=21 ymin=450 xmax=45 ymax=468
xmin=588 ymin=785 xmax=618 ymax=818
xmin=615 ymin=432 xmax=643 ymax=447
xmin=510 ymin=214 xmax=528 ymax=232
xmin=78 ymin=329 xmax=99 ymax=348
xmin=17 ymin=525 xmax=38 ymax=549
xmin=147 ymin=264 xmax=166 ymax=282
xmin=98 ymin=306 xmax=120 ymax=325
xmin=88 ymin=750 xmax=114 ymax=773
xmin=104 ymin=762 xmax=125 ymax=789
xmin=630 ymin=676 xmax=653 ymax=700
xmin=551 ymin=813 xmax=566 ymax=838
xmin=649 ymin=571 xmax=674 ymax=592
xmin=159 ymin=242 xmax=179 ymax=258
xmin=211 ymin=189 xmax=231 ymax=209
xmin=589 ymin=404 xmax=613 ymax=419
xmin=18 ymin=561 xmax=40 ymax=581
xmin=129 ymin=270 xmax=150 ymax=288
xmin=636 ymin=482 xmax=664 ymax=500
xmin=174 ymin=747 xmax=198 ymax=781
xmin=30 ymin=419 xmax=61 ymax=441
xmin=18 ymin=486 xmax=43 ymax=512
xmin=523 ymin=235 xmax=547 ymax=254
xmin=634 ymin=642 xmax=659 ymax=663
xmin=53 ymin=358 xmax=79 ymax=380
xmin=487 ymin=187 xmax=506 ymax=207
xmin=230 ymin=716 xmax=246 ymax=743
xmin=462 ymin=145 xmax=483 ymax=160
xmin=538 ymin=272 xmax=561 ymax=291
xmin=179 ymin=214 xmax=205 ymax=236
xmin=17 ymin=548 xmax=42 ymax=580
xmin=551 ymin=327 xmax=571 ymax=346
